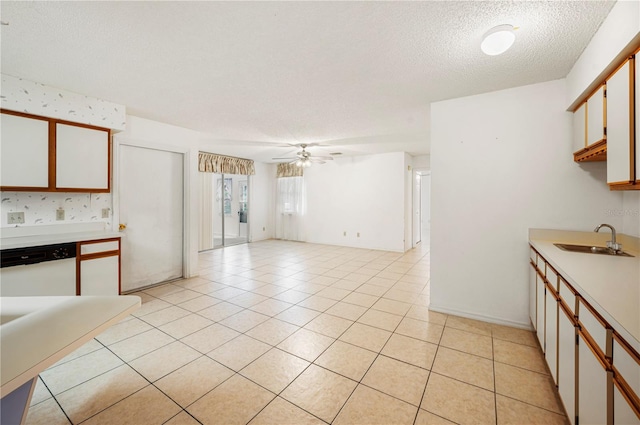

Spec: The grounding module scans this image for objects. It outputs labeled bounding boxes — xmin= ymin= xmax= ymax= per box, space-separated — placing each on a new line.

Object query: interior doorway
xmin=117 ymin=143 xmax=185 ymax=292
xmin=413 ymin=170 xmax=431 ymax=248
xmin=199 ymin=172 xmax=249 ymax=250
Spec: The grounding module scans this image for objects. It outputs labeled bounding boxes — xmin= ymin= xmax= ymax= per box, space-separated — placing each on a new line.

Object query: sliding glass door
xmin=199 ymin=172 xmax=249 ymax=251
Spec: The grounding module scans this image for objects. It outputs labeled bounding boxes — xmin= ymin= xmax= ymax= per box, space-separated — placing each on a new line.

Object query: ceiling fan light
xmin=481 ymin=24 xmax=515 ymax=56
xmin=295 ymin=159 xmax=303 ymax=167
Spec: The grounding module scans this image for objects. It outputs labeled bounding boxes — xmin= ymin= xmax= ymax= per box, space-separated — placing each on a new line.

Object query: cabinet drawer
xmin=536 ymin=254 xmax=546 ymax=276
xmin=559 ymin=278 xmax=577 ymax=316
xmin=546 ymin=266 xmax=559 ymax=293
xmin=80 ymin=240 xmax=119 ymax=255
xmin=579 ymin=298 xmax=609 ymax=356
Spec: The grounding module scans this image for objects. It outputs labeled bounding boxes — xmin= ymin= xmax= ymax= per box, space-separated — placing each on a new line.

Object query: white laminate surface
xmin=0 ymin=295 xmax=140 ymax=396
xmin=0 ymin=231 xmax=122 ymax=250
xmin=529 ymin=229 xmax=640 ymax=345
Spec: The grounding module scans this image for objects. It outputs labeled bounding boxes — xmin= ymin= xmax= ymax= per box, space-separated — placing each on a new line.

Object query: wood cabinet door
xmin=529 ymin=262 xmax=537 ymax=329
xmin=587 ymin=85 xmax=606 ymax=147
xmin=546 ymin=287 xmax=559 ymax=383
xmin=536 ymin=272 xmax=546 ymax=350
xmin=558 ymin=303 xmax=577 ymax=425
xmin=0 ymin=111 xmax=50 ymax=189
xmin=607 ymin=59 xmax=633 ymax=184
xmin=573 ymin=103 xmax=587 ymax=153
xmin=80 ymin=255 xmax=119 ymax=295
xmin=578 ymin=331 xmax=608 ymax=425
xmin=55 ymin=123 xmax=110 ymax=191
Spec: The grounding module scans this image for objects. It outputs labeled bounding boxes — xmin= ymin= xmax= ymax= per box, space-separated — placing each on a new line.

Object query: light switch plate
xmin=102 ymin=208 xmax=110 ymax=218
xmin=8 ymin=212 xmax=25 ymax=224
xmin=56 ymin=208 xmax=65 ymax=221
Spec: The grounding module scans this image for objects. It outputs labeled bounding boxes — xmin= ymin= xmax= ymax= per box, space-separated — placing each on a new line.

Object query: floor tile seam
xmin=491 ymin=334 xmax=539 ymax=348
xmin=492 ymin=357 xmax=553 ymax=377
xmin=435 ymin=343 xmax=494 ymax=362
xmin=493 ymin=393 xmax=569 ymax=417
xmin=415 ymin=408 xmax=462 ymax=425
xmin=428 ymin=371 xmax=498 ymax=396
xmin=44 ymin=389 xmax=74 ymax=425
xmin=42 ymin=358 xmax=127 ymax=397
xmin=48 ymin=340 xmax=106 ymax=369
xmin=136 ymin=308 xmax=195 ymax=329
xmin=355 ymin=378 xmax=426 ymax=408
xmin=442 ymin=323 xmax=493 ymax=338
xmin=162 ymin=409 xmax=204 ymax=425
xmin=107 ymin=322 xmax=181 ymax=362
xmin=61 ymin=372 xmax=154 ymax=425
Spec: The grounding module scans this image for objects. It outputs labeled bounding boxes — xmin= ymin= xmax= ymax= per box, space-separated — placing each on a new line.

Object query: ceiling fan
xmin=272 ymin=143 xmax=338 ymax=167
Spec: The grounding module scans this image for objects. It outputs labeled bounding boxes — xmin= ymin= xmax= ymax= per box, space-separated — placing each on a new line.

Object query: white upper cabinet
xmin=606 ymin=59 xmax=633 ymax=185
xmin=572 ymin=103 xmax=587 ymax=153
xmin=55 ymin=123 xmax=109 ymax=191
xmin=0 ymin=112 xmax=50 ymax=189
xmin=0 ymin=110 xmax=111 ymax=192
xmin=587 ymin=85 xmax=606 ymax=147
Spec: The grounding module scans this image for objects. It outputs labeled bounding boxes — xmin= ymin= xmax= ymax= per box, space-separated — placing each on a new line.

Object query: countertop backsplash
xmin=0 ymin=192 xmax=112 ymax=228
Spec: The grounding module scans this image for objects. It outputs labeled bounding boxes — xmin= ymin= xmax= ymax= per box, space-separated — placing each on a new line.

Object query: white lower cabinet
xmin=529 ymin=262 xmax=537 ymax=329
xmin=546 ymin=286 xmax=559 ymax=383
xmin=558 ymin=304 xmax=577 ymax=425
xmin=530 ymin=244 xmax=640 ymax=425
xmin=536 ymin=271 xmax=546 ymax=349
xmin=578 ymin=331 xmax=608 ymax=425
xmin=80 ymin=256 xmax=119 ymax=295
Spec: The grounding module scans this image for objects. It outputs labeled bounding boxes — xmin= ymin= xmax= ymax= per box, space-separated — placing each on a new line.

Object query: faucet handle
xmin=607 ymin=241 xmax=623 ymax=252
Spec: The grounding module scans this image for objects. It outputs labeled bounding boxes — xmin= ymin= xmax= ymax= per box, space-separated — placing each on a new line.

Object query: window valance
xmin=198 ymin=152 xmax=255 ymax=175
xmin=276 ymin=163 xmax=303 ymax=178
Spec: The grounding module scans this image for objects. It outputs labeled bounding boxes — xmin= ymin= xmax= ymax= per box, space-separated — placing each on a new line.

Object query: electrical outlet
xmin=56 ymin=208 xmax=65 ymax=221
xmin=357 ymin=232 xmax=360 ymax=238
xmin=343 ymin=231 xmax=347 ymax=236
xmin=7 ymin=212 xmax=25 ymax=224
xmin=102 ymin=208 xmax=110 ymax=218
xmin=263 ymin=227 xmax=266 ymax=231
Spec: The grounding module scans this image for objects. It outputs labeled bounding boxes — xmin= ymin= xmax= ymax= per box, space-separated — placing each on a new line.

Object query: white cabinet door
xmin=578 ymin=332 xmax=608 ymax=425
xmin=529 ymin=263 xmax=537 ymax=329
xmin=0 ymin=112 xmax=50 ymax=188
xmin=607 ymin=59 xmax=633 ymax=184
xmin=614 ymin=384 xmax=640 ymax=425
xmin=80 ymin=256 xmax=119 ymax=295
xmin=536 ymin=272 xmax=546 ymax=350
xmin=56 ymin=123 xmax=109 ymax=191
xmin=558 ymin=304 xmax=577 ymax=425
xmin=587 ymin=85 xmax=606 ymax=147
xmin=546 ymin=287 xmax=558 ymax=383
xmin=573 ymin=103 xmax=587 ymax=153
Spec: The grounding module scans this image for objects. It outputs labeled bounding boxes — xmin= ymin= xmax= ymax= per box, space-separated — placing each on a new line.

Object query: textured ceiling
xmin=0 ymin=1 xmax=615 ymax=161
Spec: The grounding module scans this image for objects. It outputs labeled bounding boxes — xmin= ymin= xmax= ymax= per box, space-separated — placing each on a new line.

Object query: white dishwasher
xmin=0 ymin=243 xmax=77 ymax=296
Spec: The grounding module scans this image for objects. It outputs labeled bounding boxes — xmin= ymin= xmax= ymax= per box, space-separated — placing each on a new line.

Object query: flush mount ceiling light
xmin=481 ymin=24 xmax=516 ymax=56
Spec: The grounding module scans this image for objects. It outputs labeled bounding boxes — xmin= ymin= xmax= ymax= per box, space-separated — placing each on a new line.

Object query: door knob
xmin=119 ymin=223 xmax=127 ymax=231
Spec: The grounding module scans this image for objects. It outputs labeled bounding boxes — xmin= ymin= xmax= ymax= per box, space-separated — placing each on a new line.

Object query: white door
xmin=421 ymin=174 xmax=431 ymax=243
xmin=119 ymin=144 xmax=184 ymax=292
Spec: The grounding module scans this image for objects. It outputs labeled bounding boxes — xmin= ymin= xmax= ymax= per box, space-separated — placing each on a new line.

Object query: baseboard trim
xmin=428 ymin=303 xmax=533 ymax=331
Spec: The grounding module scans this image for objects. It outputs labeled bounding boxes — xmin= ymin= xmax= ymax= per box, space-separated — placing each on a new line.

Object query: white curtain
xmin=275 ymin=176 xmax=306 ymax=241
xmin=199 ymin=172 xmax=214 ymax=251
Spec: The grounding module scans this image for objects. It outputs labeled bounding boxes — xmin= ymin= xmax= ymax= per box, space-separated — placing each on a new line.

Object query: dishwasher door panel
xmin=0 ymin=259 xmax=76 ymax=296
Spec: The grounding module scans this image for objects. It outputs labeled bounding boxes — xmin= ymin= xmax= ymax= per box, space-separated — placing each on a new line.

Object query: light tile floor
xmin=26 ymin=240 xmax=569 ymax=425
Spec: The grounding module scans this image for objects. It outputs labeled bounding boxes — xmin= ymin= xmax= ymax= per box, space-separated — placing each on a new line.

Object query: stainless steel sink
xmin=554 ymin=243 xmax=634 ymax=257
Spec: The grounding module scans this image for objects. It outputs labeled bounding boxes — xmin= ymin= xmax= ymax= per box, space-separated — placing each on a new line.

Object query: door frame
xmin=412 ymin=168 xmax=430 ymax=248
xmin=112 ymin=136 xmax=193 ymax=280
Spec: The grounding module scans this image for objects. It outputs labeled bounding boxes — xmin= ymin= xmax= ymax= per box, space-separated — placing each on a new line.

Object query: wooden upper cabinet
xmin=0 ymin=111 xmax=50 ymax=190
xmin=573 ymin=86 xmax=607 ymax=162
xmin=587 ymin=85 xmax=606 ymax=147
xmin=55 ymin=123 xmax=110 ymax=191
xmin=607 ymin=58 xmax=634 ymax=186
xmin=573 ymin=103 xmax=587 ymax=153
xmin=0 ymin=110 xmax=111 ymax=193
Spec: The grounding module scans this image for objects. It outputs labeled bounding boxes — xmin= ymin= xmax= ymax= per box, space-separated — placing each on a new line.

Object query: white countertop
xmin=1 ymin=230 xmax=121 ymax=250
xmin=529 ymin=229 xmax=640 ymax=345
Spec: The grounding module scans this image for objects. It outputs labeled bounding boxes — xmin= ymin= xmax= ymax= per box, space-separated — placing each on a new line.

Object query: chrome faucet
xmin=594 ymin=223 xmax=622 ymax=252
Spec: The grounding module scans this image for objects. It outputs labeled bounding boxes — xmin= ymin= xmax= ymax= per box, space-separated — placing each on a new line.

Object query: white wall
xmin=303 ymin=152 xmax=407 ymax=252
xmin=622 ymin=192 xmax=640 ymax=238
xmin=566 ymin=0 xmax=640 ymax=108
xmin=412 ymin=155 xmax=431 ymax=170
xmin=430 ymin=79 xmax=625 ymax=328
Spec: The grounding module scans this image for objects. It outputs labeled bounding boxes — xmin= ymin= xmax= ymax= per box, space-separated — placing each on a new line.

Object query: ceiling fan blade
xmin=311 ymin=155 xmax=334 ymax=160
xmin=272 ymin=157 xmax=298 ymax=160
